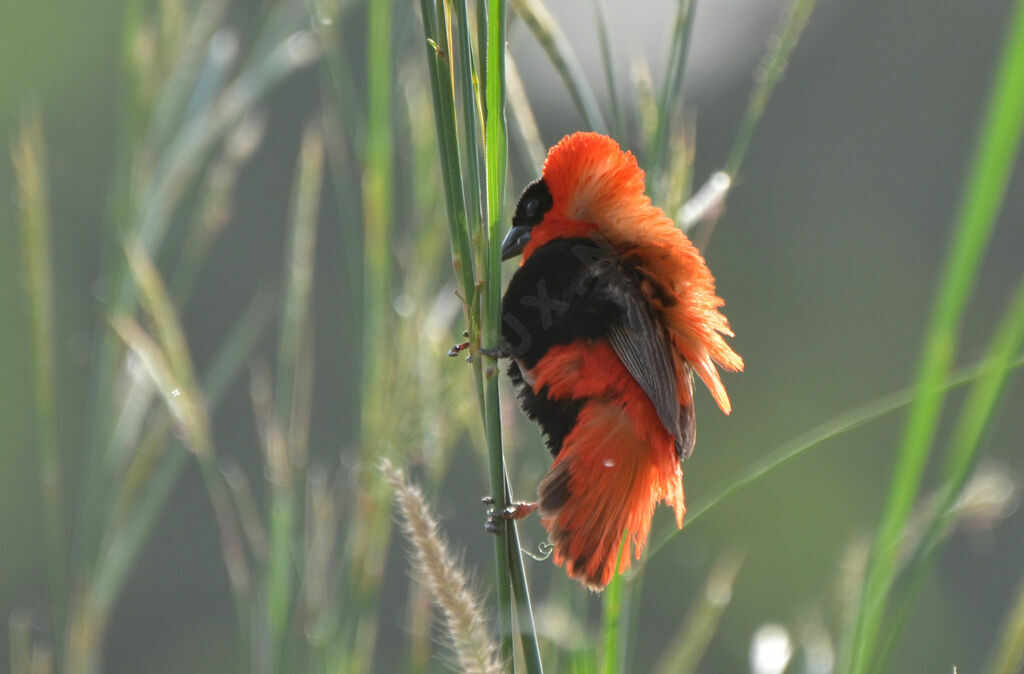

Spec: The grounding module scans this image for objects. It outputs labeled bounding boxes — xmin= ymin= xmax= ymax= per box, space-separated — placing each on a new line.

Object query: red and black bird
xmin=495 ymin=132 xmax=743 ymax=590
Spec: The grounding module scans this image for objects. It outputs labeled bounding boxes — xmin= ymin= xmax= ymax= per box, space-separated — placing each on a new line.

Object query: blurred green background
xmin=1 ymin=0 xmax=1022 ymax=672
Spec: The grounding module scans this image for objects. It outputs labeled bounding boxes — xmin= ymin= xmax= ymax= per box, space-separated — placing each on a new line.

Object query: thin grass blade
xmin=13 ymin=108 xmax=66 ymax=640
xmin=509 ymin=0 xmax=607 ymax=134
xmin=723 ymin=0 xmax=817 ymax=178
xmin=653 ymin=553 xmax=743 ymax=674
xmin=91 ymin=289 xmax=274 ymax=616
xmin=593 ymin=0 xmax=623 ymax=139
xmin=987 ymin=571 xmax=1024 ymax=674
xmin=483 ymin=0 xmax=513 ymax=663
xmin=265 ymin=123 xmax=324 ymax=668
xmin=507 ymin=54 xmax=546 ymax=172
xmin=695 ymin=0 xmax=817 ymax=250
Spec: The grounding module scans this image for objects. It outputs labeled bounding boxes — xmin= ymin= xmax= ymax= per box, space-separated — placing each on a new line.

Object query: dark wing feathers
xmin=580 ymin=257 xmax=689 ymax=456
xmin=605 ymin=302 xmax=681 ymax=442
xmin=501 ymin=238 xmax=695 ymax=460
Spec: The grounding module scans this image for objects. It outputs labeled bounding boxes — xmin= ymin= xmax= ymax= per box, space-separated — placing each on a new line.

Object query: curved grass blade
xmin=91 ymin=288 xmax=273 ymax=628
xmin=694 ymin=0 xmax=817 ymax=250
xmin=871 ymin=271 xmax=1024 ymax=671
xmin=644 ymin=354 xmax=1024 ymax=562
xmin=842 ymin=0 xmax=1024 ymax=668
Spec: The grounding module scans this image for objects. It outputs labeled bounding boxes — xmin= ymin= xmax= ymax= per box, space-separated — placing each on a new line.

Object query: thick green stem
xmin=482 ymin=0 xmax=517 ymax=667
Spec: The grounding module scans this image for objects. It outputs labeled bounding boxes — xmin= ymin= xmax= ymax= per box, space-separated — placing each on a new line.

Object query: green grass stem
xmin=843 ymin=0 xmax=1024 ymax=668
xmin=482 ymin=0 xmax=518 ymax=665
xmin=124 ymin=247 xmax=250 ymax=597
xmin=339 ymin=2 xmax=398 ymax=670
xmin=76 ymin=12 xmax=318 ymax=608
xmin=419 ymin=0 xmax=480 ymax=334
xmin=600 ymin=536 xmax=629 ymax=674
xmin=454 ymin=0 xmax=486 ymax=243
xmin=92 ymin=290 xmax=274 ymax=618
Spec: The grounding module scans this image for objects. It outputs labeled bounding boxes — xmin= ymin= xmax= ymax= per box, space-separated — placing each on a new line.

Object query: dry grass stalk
xmin=381 ymin=460 xmax=501 ymax=674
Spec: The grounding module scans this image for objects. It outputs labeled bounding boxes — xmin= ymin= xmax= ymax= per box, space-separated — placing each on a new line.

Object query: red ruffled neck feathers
xmin=528 ymin=132 xmax=744 ymax=414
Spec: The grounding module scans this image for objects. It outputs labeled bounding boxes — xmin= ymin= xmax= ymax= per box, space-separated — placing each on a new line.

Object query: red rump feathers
xmin=500 ymin=132 xmax=743 ymax=590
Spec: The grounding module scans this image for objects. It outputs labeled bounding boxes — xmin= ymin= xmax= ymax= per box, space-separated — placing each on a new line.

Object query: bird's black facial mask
xmin=501 ymin=178 xmax=554 ymax=261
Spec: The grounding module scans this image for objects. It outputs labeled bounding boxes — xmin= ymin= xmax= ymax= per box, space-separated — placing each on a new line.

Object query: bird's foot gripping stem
xmin=482 ymin=496 xmax=538 ymax=533
xmin=477 ymin=345 xmax=508 ymax=359
xmin=447 ymin=342 xmax=507 ymax=364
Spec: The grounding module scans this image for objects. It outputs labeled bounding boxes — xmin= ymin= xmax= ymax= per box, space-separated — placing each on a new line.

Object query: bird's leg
xmin=448 ymin=341 xmax=508 ymax=365
xmin=483 ymin=497 xmax=539 ymax=533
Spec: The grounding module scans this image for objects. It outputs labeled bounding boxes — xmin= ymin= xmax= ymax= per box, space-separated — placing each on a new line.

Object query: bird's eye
xmin=524 ymin=198 xmax=539 ymax=218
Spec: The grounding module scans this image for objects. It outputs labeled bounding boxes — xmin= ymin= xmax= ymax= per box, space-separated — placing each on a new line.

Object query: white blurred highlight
xmin=750 ymin=623 xmax=794 ymax=674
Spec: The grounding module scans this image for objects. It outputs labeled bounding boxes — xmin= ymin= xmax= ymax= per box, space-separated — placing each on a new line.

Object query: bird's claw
xmin=478 ymin=345 xmax=508 ymax=359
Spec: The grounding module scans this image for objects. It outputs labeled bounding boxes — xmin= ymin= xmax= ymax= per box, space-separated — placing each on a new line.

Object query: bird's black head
xmin=501 ymin=178 xmax=554 ymax=260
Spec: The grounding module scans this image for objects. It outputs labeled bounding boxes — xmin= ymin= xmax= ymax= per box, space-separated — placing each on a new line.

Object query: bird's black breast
xmin=501 ymin=237 xmax=637 ymax=457
xmin=500 ymin=237 xmax=629 ymax=369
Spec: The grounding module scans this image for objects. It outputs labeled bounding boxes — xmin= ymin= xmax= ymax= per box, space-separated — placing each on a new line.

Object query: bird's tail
xmin=537 ymin=396 xmax=685 ymax=591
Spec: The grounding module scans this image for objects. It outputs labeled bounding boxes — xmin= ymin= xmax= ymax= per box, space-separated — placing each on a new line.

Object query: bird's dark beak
xmin=500 ymin=225 xmax=530 ymax=261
